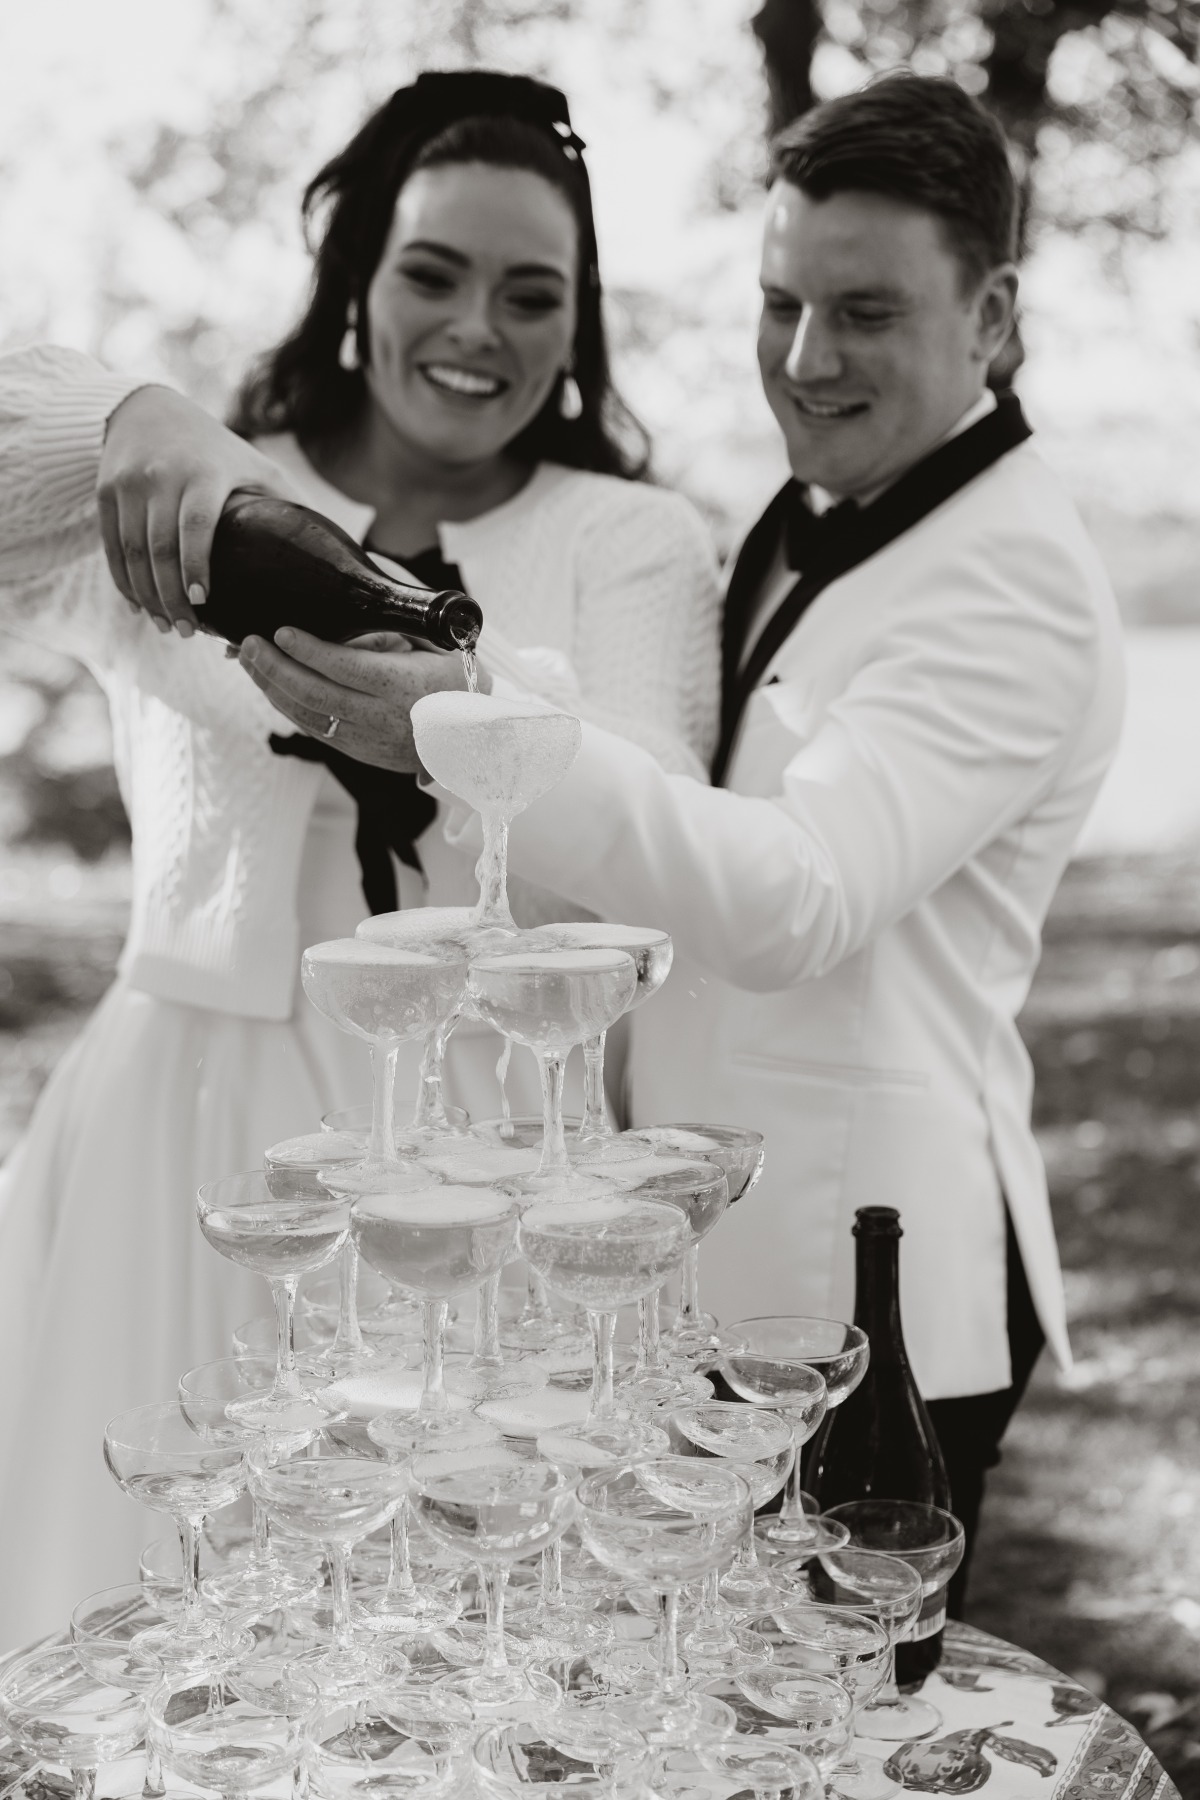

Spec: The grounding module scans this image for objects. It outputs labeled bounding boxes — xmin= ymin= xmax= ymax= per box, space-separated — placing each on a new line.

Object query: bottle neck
xmin=853 ymin=1232 xmax=905 ymax=1359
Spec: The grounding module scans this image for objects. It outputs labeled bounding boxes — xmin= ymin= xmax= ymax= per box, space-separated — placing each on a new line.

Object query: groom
xmin=236 ymin=76 xmax=1125 ymax=1594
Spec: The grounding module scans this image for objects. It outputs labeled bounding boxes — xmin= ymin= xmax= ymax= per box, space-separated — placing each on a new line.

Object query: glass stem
xmin=636 ymin=1286 xmax=664 ymax=1376
xmin=270 ymin=1275 xmax=302 ymax=1399
xmin=369 ymin=1041 xmax=400 ymax=1163
xmin=413 ymin=1014 xmax=459 ymax=1132
xmin=535 ymin=1051 xmax=571 ymax=1179
xmin=72 ymin=1771 xmax=97 ymax=1800
xmin=779 ymin=1437 xmax=808 ymax=1526
xmin=473 ymin=1272 xmax=503 ymax=1368
xmin=479 ymin=1564 xmax=511 ymax=1679
xmin=420 ymin=1297 xmax=450 ymax=1417
xmin=871 ymin=1643 xmax=902 ymax=1707
xmin=657 ymin=1589 xmax=683 ymax=1699
xmin=540 ymin=1539 xmax=565 ymax=1615
xmin=588 ymin=1310 xmax=617 ymax=1421
xmin=521 ymin=1269 xmax=553 ymax=1326
xmin=388 ymin=1499 xmax=417 ymax=1602
xmin=475 ymin=811 xmax=516 ymax=932
xmin=176 ymin=1515 xmax=202 ymax=1623
xmin=577 ymin=1032 xmax=610 ymax=1142
xmin=678 ymin=1245 xmax=701 ymax=1327
xmin=331 ymin=1240 xmax=364 ymax=1358
xmin=700 ymin=1565 xmax=722 ymax=1627
xmin=328 ymin=1542 xmax=354 ymax=1648
xmin=251 ymin=1496 xmax=270 ymax=1567
xmin=143 ymin=1746 xmax=165 ymax=1799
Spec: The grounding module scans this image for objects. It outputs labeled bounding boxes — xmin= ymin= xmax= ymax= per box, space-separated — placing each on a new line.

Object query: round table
xmin=0 ymin=1621 xmax=1180 ymax=1800
xmin=855 ymin=1622 xmax=1181 ymax=1800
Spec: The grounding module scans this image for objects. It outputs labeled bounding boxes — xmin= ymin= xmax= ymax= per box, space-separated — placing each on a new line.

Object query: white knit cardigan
xmin=0 ymin=346 xmax=721 ymax=1020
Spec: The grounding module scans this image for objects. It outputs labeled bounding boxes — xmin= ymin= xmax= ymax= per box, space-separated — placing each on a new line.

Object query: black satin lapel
xmin=715 ymin=480 xmax=798 ymax=774
xmin=712 ymin=396 xmax=1033 ymax=788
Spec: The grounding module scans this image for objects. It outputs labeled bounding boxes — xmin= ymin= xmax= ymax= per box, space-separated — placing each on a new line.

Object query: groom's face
xmin=758 ymin=182 xmax=1011 ymax=500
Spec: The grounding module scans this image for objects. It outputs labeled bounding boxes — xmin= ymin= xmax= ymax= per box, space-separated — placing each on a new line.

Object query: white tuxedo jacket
xmin=476 ymin=438 xmax=1125 ymax=1399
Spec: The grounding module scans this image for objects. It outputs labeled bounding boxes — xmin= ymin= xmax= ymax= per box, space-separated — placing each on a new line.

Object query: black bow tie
xmin=783 ymin=485 xmax=859 ymax=571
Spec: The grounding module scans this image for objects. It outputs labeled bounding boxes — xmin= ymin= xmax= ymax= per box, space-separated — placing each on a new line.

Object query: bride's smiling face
xmin=362 ymin=162 xmax=579 ymax=468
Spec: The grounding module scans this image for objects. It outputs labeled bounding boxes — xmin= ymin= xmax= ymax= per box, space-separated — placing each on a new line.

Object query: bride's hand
xmin=97 ymin=386 xmax=299 ymax=636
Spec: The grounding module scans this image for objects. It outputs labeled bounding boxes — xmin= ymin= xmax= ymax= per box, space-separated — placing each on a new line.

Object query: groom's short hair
xmin=771 ymin=75 xmax=1018 ymax=292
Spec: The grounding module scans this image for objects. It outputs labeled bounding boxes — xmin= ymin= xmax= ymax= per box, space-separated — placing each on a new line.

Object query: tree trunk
xmin=752 ymin=0 xmax=822 ymax=135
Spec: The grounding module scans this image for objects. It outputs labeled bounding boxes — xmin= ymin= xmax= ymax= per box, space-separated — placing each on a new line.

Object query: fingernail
xmin=155 ymin=617 xmax=170 ymax=634
xmin=276 ymin=628 xmax=295 ymax=650
xmin=188 ymin=583 xmax=207 ymax=607
xmin=176 ymin=621 xmax=194 ymax=639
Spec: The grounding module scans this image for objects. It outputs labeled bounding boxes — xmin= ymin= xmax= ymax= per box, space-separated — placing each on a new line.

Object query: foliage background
xmin=2 ymin=0 xmax=1200 ymax=1784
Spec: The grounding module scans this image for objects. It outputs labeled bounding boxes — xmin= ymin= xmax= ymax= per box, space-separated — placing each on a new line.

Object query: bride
xmin=0 ymin=69 xmax=719 ymax=1645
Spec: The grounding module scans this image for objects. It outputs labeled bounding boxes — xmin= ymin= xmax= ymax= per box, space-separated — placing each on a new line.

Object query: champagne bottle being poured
xmin=200 ymin=494 xmax=483 ymax=654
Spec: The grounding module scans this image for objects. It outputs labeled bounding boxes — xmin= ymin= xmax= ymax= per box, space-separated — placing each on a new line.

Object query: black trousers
xmin=926 ymin=1211 xmax=1044 ymax=1618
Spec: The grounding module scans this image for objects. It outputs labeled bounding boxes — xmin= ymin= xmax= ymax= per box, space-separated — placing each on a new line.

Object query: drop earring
xmin=338 ymin=301 xmax=360 ymax=371
xmin=559 ymin=363 xmax=582 ymax=420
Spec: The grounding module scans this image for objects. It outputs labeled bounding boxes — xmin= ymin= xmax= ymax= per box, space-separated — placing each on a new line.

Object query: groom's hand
xmin=238 ymin=628 xmax=489 ymax=772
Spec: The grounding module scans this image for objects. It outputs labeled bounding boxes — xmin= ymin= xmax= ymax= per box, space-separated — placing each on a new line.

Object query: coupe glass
xmin=628 ymin=1125 xmax=764 ymax=1364
xmin=409 ymin=1444 xmax=575 ymax=1713
xmin=147 ymin=1660 xmax=317 ymax=1800
xmin=410 ymin=691 xmax=582 ymax=933
xmin=525 ymin=922 xmax=672 ymax=1152
xmin=748 ymin=1607 xmax=893 ymax=1800
xmin=605 ymin=1159 xmax=728 ymax=1410
xmin=723 ymin=1321 xmax=850 ymax=1549
xmin=576 ymin=1457 xmax=751 ymax=1748
xmin=104 ymin=1402 xmax=246 ymax=1661
xmin=351 ymin=1183 xmax=519 ymax=1430
xmin=697 ymin=1740 xmax=823 ymax=1800
xmin=811 ymin=1547 xmax=924 ymax=1738
xmin=720 ymin=1667 xmax=853 ymax=1779
xmin=251 ymin=1449 xmax=406 ymax=1695
xmin=468 ymin=949 xmax=637 ymax=1185
xmin=821 ymin=1501 xmax=965 ymax=1741
xmin=474 ymin=1714 xmax=650 ymax=1800
xmin=176 ymin=1357 xmax=323 ymax=1616
xmin=301 ymin=937 xmax=468 ymax=1181
xmin=0 ymin=1646 xmax=145 ymax=1800
xmin=358 ymin=1414 xmax=500 ymax=1636
xmin=666 ymin=1401 xmax=795 ymax=1627
xmin=197 ymin=1170 xmax=348 ymax=1430
xmin=265 ymin=1131 xmax=380 ymax=1375
xmin=307 ymin=1684 xmax=473 ymax=1800
xmin=520 ymin=1194 xmax=692 ymax=1459
xmin=356 ymin=903 xmax=479 ymax=1141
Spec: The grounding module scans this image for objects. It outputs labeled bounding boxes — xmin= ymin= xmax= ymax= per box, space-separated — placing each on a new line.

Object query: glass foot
xmin=225 ymin=1388 xmax=330 ymax=1432
xmin=614 ymin=1370 xmax=713 ymax=1411
xmin=858 ymin=1695 xmax=943 ymax=1741
xmin=356 ymin=1583 xmax=461 ymax=1636
xmin=534 ymin=1416 xmax=670 ymax=1468
xmin=761 ymin=1509 xmax=850 ymax=1553
xmin=298 ymin=1640 xmax=400 ymax=1699
xmin=445 ymin=1359 xmax=550 ymax=1405
xmin=435 ymin=1664 xmax=561 ymax=1718
xmin=718 ymin=1563 xmax=784 ymax=1610
xmin=204 ymin=1557 xmax=323 ymax=1617
xmin=830 ymin=1752 xmax=900 ymax=1799
xmin=610 ymin=1690 xmax=735 ymax=1750
xmin=681 ymin=1622 xmax=770 ymax=1678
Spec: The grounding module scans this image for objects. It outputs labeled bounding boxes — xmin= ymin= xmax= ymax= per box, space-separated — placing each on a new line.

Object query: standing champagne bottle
xmin=808 ymin=1206 xmax=952 ymax=1680
xmin=200 ymin=494 xmax=483 ymax=652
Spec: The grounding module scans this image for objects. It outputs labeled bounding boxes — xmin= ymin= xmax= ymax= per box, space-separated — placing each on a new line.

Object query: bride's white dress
xmin=0 ymin=347 xmax=720 ymax=1648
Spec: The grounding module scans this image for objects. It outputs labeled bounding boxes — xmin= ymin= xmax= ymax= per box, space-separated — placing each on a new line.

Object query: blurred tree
xmin=749 ymin=0 xmax=1199 ymax=240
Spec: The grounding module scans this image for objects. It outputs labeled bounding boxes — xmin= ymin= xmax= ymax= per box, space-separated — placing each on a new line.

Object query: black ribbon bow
xmin=267 ymin=543 xmax=460 ymax=915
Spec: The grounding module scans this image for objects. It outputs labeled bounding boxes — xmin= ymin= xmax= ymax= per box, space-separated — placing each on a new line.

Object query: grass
xmin=0 ymin=850 xmax=1197 ymax=1790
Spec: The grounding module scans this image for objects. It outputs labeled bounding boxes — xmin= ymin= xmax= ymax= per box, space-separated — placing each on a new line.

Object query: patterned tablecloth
xmin=0 ymin=1621 xmax=1180 ymax=1800
xmin=858 ymin=1623 xmax=1180 ymax=1800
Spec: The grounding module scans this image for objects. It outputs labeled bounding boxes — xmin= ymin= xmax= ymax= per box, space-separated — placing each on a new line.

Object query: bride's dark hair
xmin=230 ymin=71 xmax=647 ymax=479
